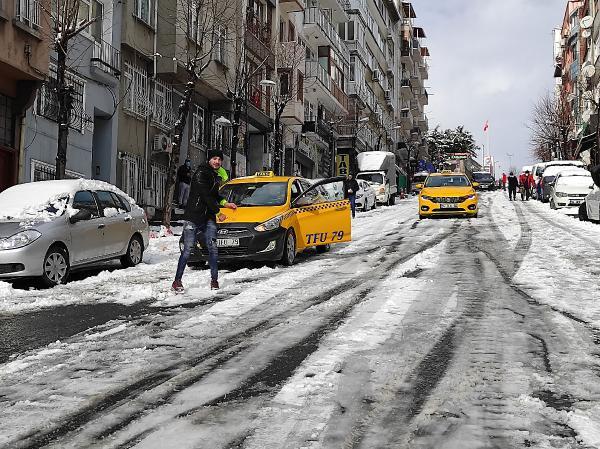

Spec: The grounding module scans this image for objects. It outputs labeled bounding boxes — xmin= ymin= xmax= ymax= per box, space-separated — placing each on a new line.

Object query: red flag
xmin=483 ymin=120 xmax=489 ymax=132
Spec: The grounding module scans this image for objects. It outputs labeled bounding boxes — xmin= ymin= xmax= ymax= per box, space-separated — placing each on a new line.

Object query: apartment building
xmin=336 ymin=0 xmax=429 ymax=175
xmin=21 ymin=0 xmax=122 ymax=185
xmin=0 ymin=0 xmax=50 ymax=191
xmin=554 ymin=0 xmax=599 ymax=164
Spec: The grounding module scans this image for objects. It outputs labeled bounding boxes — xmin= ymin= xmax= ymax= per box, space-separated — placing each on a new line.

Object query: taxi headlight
xmin=555 ymin=191 xmax=568 ymax=197
xmin=421 ymin=195 xmax=433 ymax=201
xmin=463 ymin=194 xmax=477 ymax=201
xmin=254 ymin=215 xmax=283 ymax=232
xmin=0 ymin=230 xmax=42 ymax=250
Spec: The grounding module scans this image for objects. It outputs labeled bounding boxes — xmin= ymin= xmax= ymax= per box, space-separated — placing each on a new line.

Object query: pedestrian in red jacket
xmin=501 ymin=172 xmax=507 ymax=190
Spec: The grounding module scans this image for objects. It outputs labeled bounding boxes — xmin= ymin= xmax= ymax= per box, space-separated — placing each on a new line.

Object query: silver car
xmin=0 ymin=179 xmax=149 ymax=286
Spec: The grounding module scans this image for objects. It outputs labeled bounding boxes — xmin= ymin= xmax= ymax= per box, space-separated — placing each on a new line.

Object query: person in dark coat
xmin=177 ymin=158 xmax=192 ymax=208
xmin=172 ymin=149 xmax=237 ymax=292
xmin=507 ymin=171 xmax=519 ymax=201
xmin=343 ymin=173 xmax=360 ymax=218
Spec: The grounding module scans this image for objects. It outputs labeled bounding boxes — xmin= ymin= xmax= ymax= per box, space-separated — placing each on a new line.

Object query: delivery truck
xmin=356 ymin=151 xmax=399 ymax=205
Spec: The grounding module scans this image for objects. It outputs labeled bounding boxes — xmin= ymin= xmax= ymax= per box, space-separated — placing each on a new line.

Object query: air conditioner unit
xmin=153 ymin=133 xmax=172 ymax=153
xmin=372 ymin=69 xmax=382 ymax=82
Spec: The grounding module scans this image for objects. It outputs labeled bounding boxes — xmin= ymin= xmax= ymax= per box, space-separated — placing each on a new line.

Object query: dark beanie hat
xmin=207 ymin=148 xmax=224 ymax=160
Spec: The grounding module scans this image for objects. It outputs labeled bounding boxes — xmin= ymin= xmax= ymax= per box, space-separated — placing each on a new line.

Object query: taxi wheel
xmin=281 ymin=229 xmax=296 ymax=266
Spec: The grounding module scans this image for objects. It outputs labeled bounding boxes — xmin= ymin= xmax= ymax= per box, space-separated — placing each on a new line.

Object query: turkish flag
xmin=483 ymin=120 xmax=489 ymax=132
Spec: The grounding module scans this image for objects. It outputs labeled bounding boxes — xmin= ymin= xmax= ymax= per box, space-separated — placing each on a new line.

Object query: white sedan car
xmin=580 ymin=185 xmax=600 ymax=221
xmin=355 ymin=180 xmax=377 ymax=212
xmin=549 ymin=171 xmax=594 ymax=210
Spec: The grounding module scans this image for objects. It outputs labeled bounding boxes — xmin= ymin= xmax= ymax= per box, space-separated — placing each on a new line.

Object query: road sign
xmin=336 ymin=154 xmax=350 ymax=176
xmin=447 ymin=153 xmax=468 ymax=160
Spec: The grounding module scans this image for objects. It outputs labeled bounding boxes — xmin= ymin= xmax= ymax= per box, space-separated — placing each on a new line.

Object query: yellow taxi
xmin=417 ymin=171 xmax=479 ymax=219
xmin=186 ymin=172 xmax=352 ymax=265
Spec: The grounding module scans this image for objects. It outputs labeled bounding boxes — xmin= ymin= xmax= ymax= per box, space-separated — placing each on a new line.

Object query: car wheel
xmin=121 ymin=235 xmax=144 ymax=267
xmin=41 ymin=246 xmax=70 ymax=287
xmin=419 ymin=213 xmax=425 ymax=219
xmin=579 ymin=202 xmax=589 ymax=221
xmin=281 ymin=229 xmax=296 ymax=266
xmin=316 ymin=244 xmax=330 ymax=254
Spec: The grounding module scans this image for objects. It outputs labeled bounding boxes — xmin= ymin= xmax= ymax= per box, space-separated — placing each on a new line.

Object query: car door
xmin=291 ymin=178 xmax=352 ymax=250
xmin=94 ymin=190 xmax=133 ymax=256
xmin=70 ymin=190 xmax=105 ymax=264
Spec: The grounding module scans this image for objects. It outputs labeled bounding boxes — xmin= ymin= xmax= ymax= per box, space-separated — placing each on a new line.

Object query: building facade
xmin=0 ymin=0 xmax=50 ymax=191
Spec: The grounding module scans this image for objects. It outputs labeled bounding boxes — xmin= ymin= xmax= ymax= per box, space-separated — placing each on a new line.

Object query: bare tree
xmin=47 ymin=0 xmax=98 ymax=179
xmin=528 ymin=90 xmax=574 ymax=162
xmin=270 ymin=39 xmax=307 ymax=175
xmin=161 ymin=0 xmax=238 ymax=227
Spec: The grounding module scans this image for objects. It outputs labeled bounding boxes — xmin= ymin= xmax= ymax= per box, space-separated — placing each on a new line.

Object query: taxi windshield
xmin=425 ymin=176 xmax=470 ymax=187
xmin=221 ymin=182 xmax=288 ymax=207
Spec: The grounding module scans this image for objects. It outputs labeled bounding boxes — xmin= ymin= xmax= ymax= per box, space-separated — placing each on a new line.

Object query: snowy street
xmin=1 ymin=191 xmax=600 ymax=449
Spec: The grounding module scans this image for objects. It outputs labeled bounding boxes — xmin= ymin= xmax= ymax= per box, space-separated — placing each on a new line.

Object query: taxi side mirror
xmin=472 ymin=182 xmax=480 ymax=188
xmin=415 ymin=183 xmax=423 ymax=189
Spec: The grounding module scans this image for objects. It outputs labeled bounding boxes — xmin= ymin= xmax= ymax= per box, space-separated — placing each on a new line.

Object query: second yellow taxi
xmin=417 ymin=172 xmax=479 ymax=219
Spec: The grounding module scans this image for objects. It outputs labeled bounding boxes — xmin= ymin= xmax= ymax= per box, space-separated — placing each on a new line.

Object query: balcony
xmin=419 ymin=88 xmax=428 ymax=105
xmin=302 ymin=118 xmax=332 ymax=143
xmin=91 ymin=39 xmax=121 ymax=76
xmin=16 ymin=0 xmax=40 ymax=28
xmin=245 ymin=17 xmax=275 ymax=68
xmin=279 ymin=0 xmax=305 ymax=14
xmin=282 ymin=100 xmax=304 ymax=125
xmin=305 ymin=61 xmax=349 ymax=112
xmin=304 ymin=8 xmax=349 ymax=63
xmin=345 ymin=40 xmax=368 ymax=65
xmin=399 ymin=109 xmax=414 ymax=128
xmin=401 ymin=40 xmax=411 ymax=57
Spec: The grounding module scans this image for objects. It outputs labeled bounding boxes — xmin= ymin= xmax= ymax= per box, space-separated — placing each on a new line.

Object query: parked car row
xmin=527 ymin=161 xmax=600 ymax=222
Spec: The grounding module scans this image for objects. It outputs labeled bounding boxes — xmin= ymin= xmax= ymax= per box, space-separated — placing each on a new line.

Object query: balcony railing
xmin=302 ymin=118 xmax=332 ymax=142
xmin=245 ymin=17 xmax=275 ymax=68
xmin=345 ymin=40 xmax=368 ymax=65
xmin=91 ymin=39 xmax=121 ymax=75
xmin=304 ymin=7 xmax=350 ymax=62
xmin=401 ymin=40 xmax=411 ymax=57
xmin=16 ymin=0 xmax=40 ymax=28
xmin=305 ymin=61 xmax=349 ymax=111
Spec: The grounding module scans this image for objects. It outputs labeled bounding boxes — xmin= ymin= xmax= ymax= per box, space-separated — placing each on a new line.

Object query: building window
xmin=212 ymin=113 xmax=232 ymax=153
xmin=134 ymin=0 xmax=153 ymax=26
xmin=91 ymin=0 xmax=103 ymax=40
xmin=0 ymin=93 xmax=15 ymax=149
xmin=279 ymin=70 xmax=290 ymax=96
xmin=37 ymin=64 xmax=86 ymax=133
xmin=16 ymin=0 xmax=41 ymax=28
xmin=152 ymin=78 xmax=174 ymax=130
xmin=288 ymin=21 xmax=295 ymax=42
xmin=213 ymin=26 xmax=226 ymax=64
xmin=349 ymin=55 xmax=355 ymax=81
xmin=123 ymin=62 xmax=150 ymax=118
xmin=297 ymin=70 xmax=303 ymax=101
xmin=191 ymin=104 xmax=205 ymax=146
xmin=304 ymin=100 xmax=314 ymax=121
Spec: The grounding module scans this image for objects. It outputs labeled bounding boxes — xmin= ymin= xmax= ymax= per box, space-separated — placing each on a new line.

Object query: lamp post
xmin=215 ymin=116 xmax=232 ymax=160
xmin=376 ymin=125 xmax=402 ymax=151
xmin=259 ymin=79 xmax=282 ymax=175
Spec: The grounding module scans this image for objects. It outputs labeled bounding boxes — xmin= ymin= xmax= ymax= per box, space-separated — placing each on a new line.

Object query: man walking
xmin=343 ymin=173 xmax=360 ymax=218
xmin=177 ymin=158 xmax=192 ymax=208
xmin=507 ymin=171 xmax=518 ymax=201
xmin=172 ymin=149 xmax=237 ymax=293
xmin=522 ymin=170 xmax=535 ymax=201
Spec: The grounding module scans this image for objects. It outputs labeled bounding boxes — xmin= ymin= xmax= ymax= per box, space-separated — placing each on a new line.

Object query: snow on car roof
xmin=0 ymin=179 xmax=137 ymax=221
xmin=543 ymin=166 xmax=588 ymax=177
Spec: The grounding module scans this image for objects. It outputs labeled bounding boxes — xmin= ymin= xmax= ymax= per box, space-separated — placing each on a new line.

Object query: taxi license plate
xmin=217 ymin=238 xmax=239 ymax=247
xmin=439 ymin=203 xmax=454 ymax=209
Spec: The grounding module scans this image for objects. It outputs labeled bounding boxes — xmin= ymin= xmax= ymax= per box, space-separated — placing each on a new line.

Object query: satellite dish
xmin=582 ymin=63 xmax=596 ymax=78
xmin=580 ymin=15 xmax=594 ymax=29
xmin=583 ymin=28 xmax=592 ymax=38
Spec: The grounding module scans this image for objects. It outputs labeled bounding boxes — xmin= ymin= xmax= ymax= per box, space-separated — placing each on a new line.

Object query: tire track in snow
xmin=8 ymin=223 xmax=458 ymax=449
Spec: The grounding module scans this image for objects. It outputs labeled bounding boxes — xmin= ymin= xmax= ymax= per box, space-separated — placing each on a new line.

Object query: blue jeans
xmin=175 ymin=219 xmax=218 ymax=281
xmin=348 ymin=194 xmax=356 ymax=218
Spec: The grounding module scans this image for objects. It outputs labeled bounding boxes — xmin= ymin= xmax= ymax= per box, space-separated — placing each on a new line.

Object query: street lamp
xmin=376 ymin=124 xmax=402 ymax=151
xmin=215 ymin=116 xmax=232 ymax=155
xmin=506 ymin=152 xmax=514 ymax=172
xmin=260 ymin=78 xmax=283 ymax=174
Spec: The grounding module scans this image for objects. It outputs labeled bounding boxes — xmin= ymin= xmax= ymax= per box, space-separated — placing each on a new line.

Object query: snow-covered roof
xmin=0 ymin=179 xmax=137 ymax=221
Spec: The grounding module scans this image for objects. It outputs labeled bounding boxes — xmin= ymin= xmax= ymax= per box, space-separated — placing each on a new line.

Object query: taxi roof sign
xmin=255 ymin=171 xmax=275 ymax=177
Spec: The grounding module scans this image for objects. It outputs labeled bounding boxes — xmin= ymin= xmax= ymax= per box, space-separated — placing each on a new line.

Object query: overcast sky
xmin=416 ymin=0 xmax=566 ymax=174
